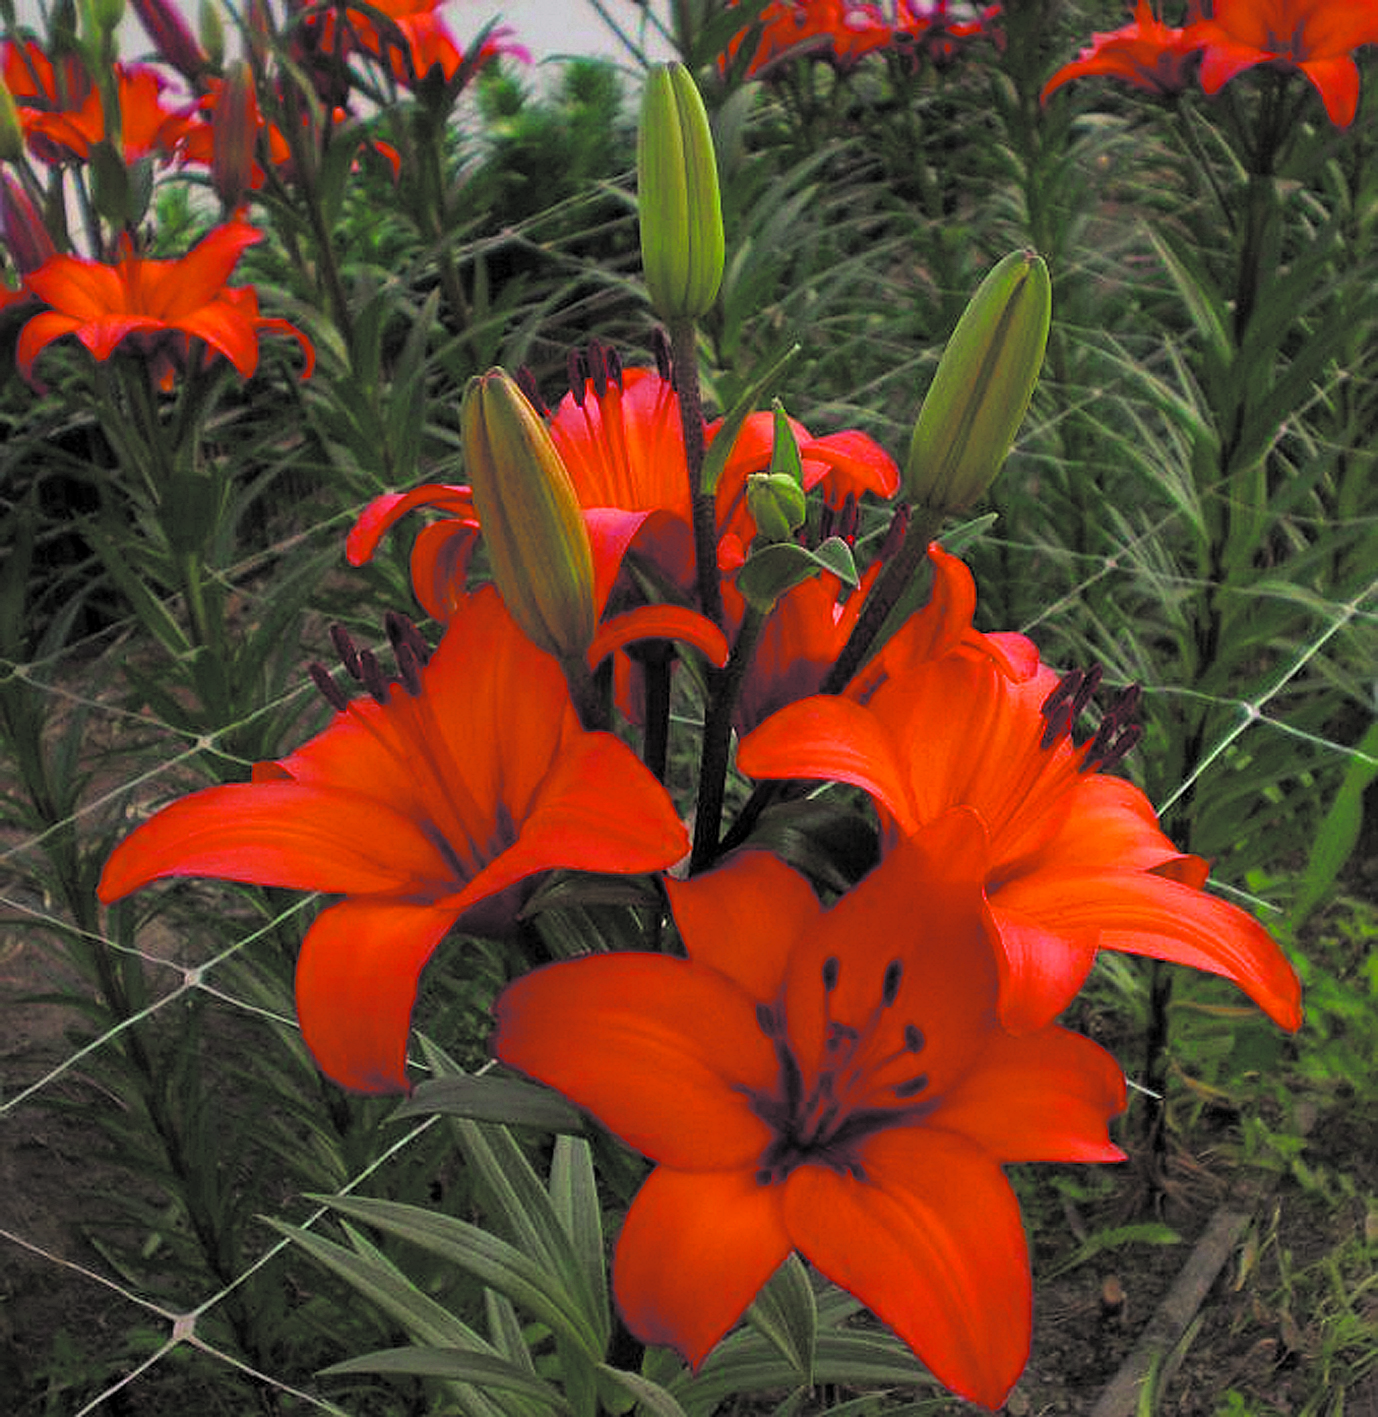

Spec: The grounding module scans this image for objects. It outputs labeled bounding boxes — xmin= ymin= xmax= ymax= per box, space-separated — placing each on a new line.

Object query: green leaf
xmin=1043 ymin=1222 xmax=1181 ymax=1280
xmin=550 ymin=1136 xmax=611 ymax=1339
xmin=322 ymin=1345 xmax=571 ymax=1408
xmin=1288 ymin=718 xmax=1378 ymax=930
xmin=311 ymin=1193 xmax=604 ymax=1361
xmin=596 ymin=1364 xmax=691 ymax=1417
xmin=397 ymin=1073 xmax=586 ymax=1133
xmin=745 ymin=1254 xmax=816 ymax=1385
xmin=735 ymin=537 xmax=858 ymax=613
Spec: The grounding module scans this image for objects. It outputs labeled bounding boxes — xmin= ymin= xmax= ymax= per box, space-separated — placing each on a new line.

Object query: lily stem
xmin=819 ymin=505 xmax=941 ymax=695
xmin=690 ymin=605 xmax=765 ymax=875
xmin=668 ymin=317 xmax=724 ymax=630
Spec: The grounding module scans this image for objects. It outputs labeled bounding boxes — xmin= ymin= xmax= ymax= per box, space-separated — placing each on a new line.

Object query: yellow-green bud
xmin=91 ymin=0 xmax=126 ymax=38
xmin=904 ymin=249 xmax=1051 ymax=517
xmin=0 ymin=76 xmax=24 ymax=165
xmin=746 ymin=401 xmax=807 ymax=543
xmin=200 ymin=0 xmax=226 ymax=70
xmin=461 ymin=368 xmax=597 ymax=661
xmin=637 ymin=62 xmax=724 ymax=323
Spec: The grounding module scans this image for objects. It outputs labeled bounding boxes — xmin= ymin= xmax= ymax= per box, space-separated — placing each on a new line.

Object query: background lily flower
xmin=16 ymin=63 xmax=194 ymax=164
xmin=1186 ymin=0 xmax=1378 ymax=126
xmin=736 ymin=553 xmax=1303 ymax=1034
xmin=493 ymin=813 xmax=1126 ymax=1408
xmin=1042 ymin=1 xmax=1202 ymax=102
xmin=16 ymin=221 xmax=314 ymax=382
xmin=99 ymin=589 xmax=690 ymax=1093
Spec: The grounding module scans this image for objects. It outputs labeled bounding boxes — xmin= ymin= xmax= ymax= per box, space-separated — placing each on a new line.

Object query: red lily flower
xmin=303 ymin=0 xmax=529 ymax=86
xmin=11 ymin=59 xmax=194 ymax=164
xmin=16 ymin=221 xmax=314 ymax=383
xmin=494 ymin=813 xmax=1126 ymax=1406
xmin=1042 ymin=1 xmax=1202 ymax=102
xmin=98 ymin=589 xmax=691 ymax=1093
xmin=736 ymin=548 xmax=1303 ymax=1034
xmin=1185 ymin=0 xmax=1378 ymax=126
xmin=346 ymin=360 xmax=896 ymax=641
xmin=726 ymin=2 xmax=894 ymax=77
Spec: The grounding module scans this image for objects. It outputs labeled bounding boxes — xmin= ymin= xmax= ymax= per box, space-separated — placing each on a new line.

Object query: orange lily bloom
xmin=494 ymin=813 xmax=1127 ymax=1406
xmin=345 ymin=358 xmax=894 ymax=660
xmin=9 ymin=57 xmax=194 ymax=164
xmin=736 ymin=546 xmax=1303 ymax=1034
xmin=725 ymin=2 xmax=894 ymax=77
xmin=98 ymin=589 xmax=691 ymax=1093
xmin=1042 ymin=1 xmax=1202 ymax=102
xmin=302 ymin=0 xmax=529 ymax=86
xmin=17 ymin=221 xmax=314 ymax=383
xmin=1185 ymin=0 xmax=1378 ymax=126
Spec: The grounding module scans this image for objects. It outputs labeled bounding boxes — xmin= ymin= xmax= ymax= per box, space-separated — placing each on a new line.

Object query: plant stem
xmin=668 ymin=317 xmax=724 ymax=629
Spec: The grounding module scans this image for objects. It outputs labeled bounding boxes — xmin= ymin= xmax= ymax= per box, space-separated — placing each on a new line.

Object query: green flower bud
xmin=904 ymin=249 xmax=1052 ymax=517
xmin=637 ymin=62 xmax=724 ymax=322
xmin=461 ymin=368 xmax=597 ymax=662
xmin=0 ymin=76 xmax=24 ymax=165
xmin=200 ymin=0 xmax=226 ymax=71
xmin=746 ymin=401 xmax=807 ymax=543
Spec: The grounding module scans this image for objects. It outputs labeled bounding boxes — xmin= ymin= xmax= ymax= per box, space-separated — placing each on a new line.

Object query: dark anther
xmin=1109 ymin=683 xmax=1142 ymax=723
xmin=385 ymin=611 xmax=432 ymax=670
xmin=879 ymin=503 xmax=911 ymax=562
xmin=330 ymin=622 xmax=361 ymax=679
xmin=308 ymin=661 xmax=349 ymax=712
xmin=567 ymin=347 xmax=590 ymax=406
xmin=1040 ymin=701 xmax=1073 ymax=751
xmin=395 ymin=641 xmax=424 ymax=697
xmin=882 ymin=959 xmax=903 ymax=1007
xmin=1085 ymin=721 xmax=1143 ymax=775
xmin=1071 ymin=663 xmax=1103 ymax=718
xmin=357 ymin=649 xmax=390 ymax=704
xmin=515 ymin=365 xmax=548 ymax=416
xmin=606 ymin=344 xmax=624 ymax=390
xmin=652 ymin=326 xmax=673 ymax=382
xmin=756 ymin=1002 xmax=781 ymax=1038
xmin=894 ymin=1073 xmax=929 ymax=1099
xmin=586 ymin=341 xmax=612 ymax=398
xmin=822 ymin=956 xmax=840 ymax=992
xmin=904 ymin=1024 xmax=925 ymax=1053
xmin=1040 ymin=667 xmax=1083 ymax=721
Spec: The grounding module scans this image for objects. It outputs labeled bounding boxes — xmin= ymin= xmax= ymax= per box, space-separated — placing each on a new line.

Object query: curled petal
xmin=295 ymin=896 xmax=460 ymax=1092
xmin=986 ymin=902 xmax=1098 ymax=1033
xmin=587 ymin=603 xmax=729 ymax=672
xmin=344 ymin=483 xmax=476 ymax=567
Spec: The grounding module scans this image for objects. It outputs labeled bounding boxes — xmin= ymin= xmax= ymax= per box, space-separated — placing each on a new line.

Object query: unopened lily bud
xmin=746 ymin=401 xmax=807 ymax=543
xmin=91 ymin=0 xmax=126 ymax=39
xmin=199 ymin=0 xmax=226 ymax=71
xmin=0 ymin=76 xmax=24 ymax=165
xmin=212 ymin=60 xmax=256 ymax=209
xmin=637 ymin=62 xmax=724 ymax=322
xmin=904 ymin=249 xmax=1051 ymax=516
xmin=1 ymin=174 xmax=58 ymax=272
xmin=131 ymin=0 xmax=210 ymax=80
xmin=461 ymin=368 xmax=596 ymax=661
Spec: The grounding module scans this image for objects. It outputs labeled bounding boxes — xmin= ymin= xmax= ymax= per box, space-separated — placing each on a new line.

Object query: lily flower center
xmin=751 ymin=955 xmax=929 ymax=1184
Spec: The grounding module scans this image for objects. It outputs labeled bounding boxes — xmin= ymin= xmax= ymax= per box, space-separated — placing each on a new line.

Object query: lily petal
xmin=295 ymin=895 xmax=460 ymax=1092
xmin=493 ymin=952 xmax=776 ymax=1170
xmin=614 ymin=1166 xmax=792 ymax=1368
xmin=785 ymin=1129 xmax=1031 ymax=1410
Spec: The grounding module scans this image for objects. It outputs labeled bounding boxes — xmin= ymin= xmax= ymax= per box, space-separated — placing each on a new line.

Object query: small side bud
xmin=199 ymin=0 xmax=226 ymax=71
xmin=904 ymin=249 xmax=1052 ymax=517
xmin=460 ymin=368 xmax=597 ymax=661
xmin=212 ymin=60 xmax=256 ymax=209
xmin=637 ymin=62 xmax=724 ymax=322
xmin=91 ymin=0 xmax=127 ymax=40
xmin=1 ymin=174 xmax=58 ymax=272
xmin=0 ymin=76 xmax=25 ymax=164
xmin=746 ymin=401 xmax=807 ymax=543
xmin=131 ymin=0 xmax=209 ymax=79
